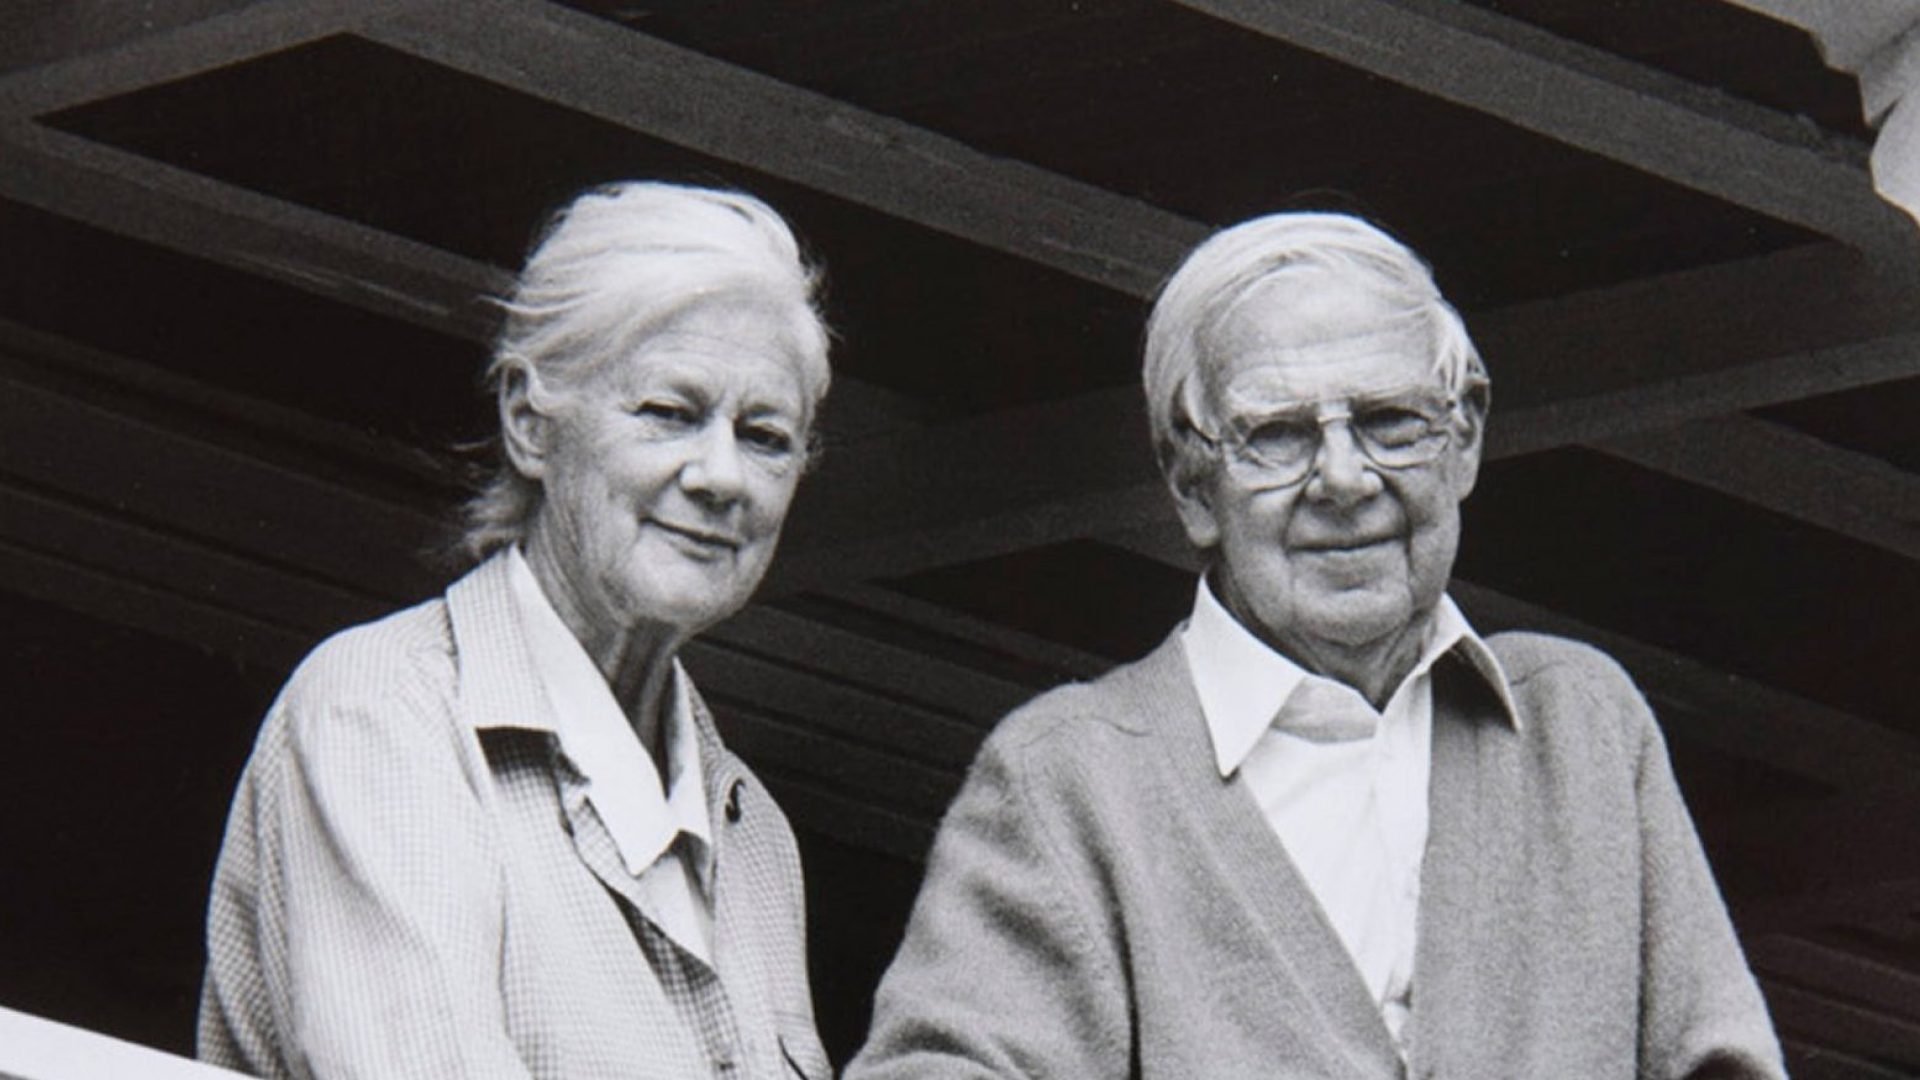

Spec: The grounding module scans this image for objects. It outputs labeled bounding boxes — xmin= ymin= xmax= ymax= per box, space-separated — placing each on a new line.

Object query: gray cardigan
xmin=849 ymin=629 xmax=1784 ymax=1079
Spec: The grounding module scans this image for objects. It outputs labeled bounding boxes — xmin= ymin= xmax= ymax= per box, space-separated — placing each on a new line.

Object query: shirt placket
xmin=628 ymin=900 xmax=750 ymax=1079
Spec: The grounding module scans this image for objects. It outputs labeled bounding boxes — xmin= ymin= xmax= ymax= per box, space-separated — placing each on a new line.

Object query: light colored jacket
xmin=199 ymin=554 xmax=828 ymax=1079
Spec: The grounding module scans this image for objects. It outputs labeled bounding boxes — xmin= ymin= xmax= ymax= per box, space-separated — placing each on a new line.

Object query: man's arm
xmin=847 ymin=729 xmax=1132 ymax=1079
xmin=1630 ymin=697 xmax=1789 ymax=1080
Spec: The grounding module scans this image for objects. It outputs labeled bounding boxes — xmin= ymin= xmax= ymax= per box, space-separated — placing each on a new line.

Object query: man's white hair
xmin=1141 ymin=211 xmax=1486 ymax=468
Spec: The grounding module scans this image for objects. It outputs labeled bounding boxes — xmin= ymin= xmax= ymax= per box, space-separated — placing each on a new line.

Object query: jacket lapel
xmin=1405 ymin=652 xmax=1521 ymax=1078
xmin=1122 ymin=635 xmax=1404 ymax=1075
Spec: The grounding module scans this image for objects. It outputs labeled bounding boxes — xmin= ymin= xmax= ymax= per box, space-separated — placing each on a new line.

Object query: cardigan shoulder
xmin=978 ymin=636 xmax=1182 ymax=762
xmin=1483 ymin=628 xmax=1659 ymax=767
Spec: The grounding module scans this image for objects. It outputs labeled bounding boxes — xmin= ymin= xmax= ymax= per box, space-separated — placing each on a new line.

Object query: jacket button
xmin=725 ymin=779 xmax=744 ymax=823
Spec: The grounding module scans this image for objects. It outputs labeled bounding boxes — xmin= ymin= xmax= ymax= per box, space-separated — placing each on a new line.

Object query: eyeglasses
xmin=1189 ymin=390 xmax=1459 ymax=487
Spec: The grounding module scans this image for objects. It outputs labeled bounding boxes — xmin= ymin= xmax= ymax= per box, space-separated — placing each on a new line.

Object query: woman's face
xmin=519 ymin=296 xmax=816 ymax=645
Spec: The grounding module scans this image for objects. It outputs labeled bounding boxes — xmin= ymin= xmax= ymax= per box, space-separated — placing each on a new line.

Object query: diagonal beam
xmin=1171 ymin=0 xmax=1920 ymax=264
xmin=0 ymin=124 xmax=929 ymax=440
xmin=1098 ymin=517 xmax=1920 ymax=794
xmin=8 ymin=0 xmax=1918 ymax=597
xmin=361 ymin=0 xmax=1204 ymax=299
xmin=1749 ymin=935 xmax=1920 ymax=1027
xmin=0 ymin=334 xmax=1011 ymax=857
xmin=1760 ymin=978 xmax=1920 ymax=1066
xmin=1593 ymin=413 xmax=1920 ymax=563
xmin=0 ymin=0 xmax=417 ymax=119
xmin=774 ymin=241 xmax=1920 ymax=585
xmin=0 ymin=120 xmax=506 ymax=340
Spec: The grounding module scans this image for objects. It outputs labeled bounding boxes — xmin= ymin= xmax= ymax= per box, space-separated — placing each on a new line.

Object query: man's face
xmin=1173 ymin=273 xmax=1482 ymax=656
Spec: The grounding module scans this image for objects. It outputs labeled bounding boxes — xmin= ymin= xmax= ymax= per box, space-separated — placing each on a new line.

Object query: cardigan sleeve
xmin=198 ymin=637 xmax=538 ymax=1080
xmin=847 ymin=724 xmax=1132 ymax=1079
xmin=1628 ymin=692 xmax=1788 ymax=1080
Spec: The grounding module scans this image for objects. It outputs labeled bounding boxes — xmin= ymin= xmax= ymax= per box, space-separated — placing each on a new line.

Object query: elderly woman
xmin=197 ymin=182 xmax=833 ymax=1079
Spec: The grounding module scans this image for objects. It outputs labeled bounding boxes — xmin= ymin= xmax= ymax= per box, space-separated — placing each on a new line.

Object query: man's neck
xmin=1282 ymin=624 xmax=1429 ymax=709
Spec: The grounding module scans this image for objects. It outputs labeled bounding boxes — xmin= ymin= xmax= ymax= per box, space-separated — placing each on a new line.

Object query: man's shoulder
xmin=1483 ymin=629 xmax=1634 ymax=692
xmin=1479 ymin=629 xmax=1655 ymax=752
xmin=982 ymin=637 xmax=1185 ymax=759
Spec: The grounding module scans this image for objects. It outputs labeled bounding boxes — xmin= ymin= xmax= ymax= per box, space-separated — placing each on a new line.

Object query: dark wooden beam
xmin=365 ymin=0 xmax=1203 ymax=299
xmin=1750 ymin=935 xmax=1920 ymax=1027
xmin=774 ymin=242 xmax=1920 ymax=586
xmin=821 ymin=581 xmax=1113 ymax=684
xmin=0 ymin=123 xmax=505 ymax=341
xmin=0 ymin=334 xmax=1011 ymax=866
xmin=682 ymin=639 xmax=984 ymax=779
xmin=1171 ymin=0 xmax=1920 ymax=264
xmin=1100 ymin=517 xmax=1920 ymax=795
xmin=1780 ymin=1040 xmax=1919 ymax=1080
xmin=1741 ymin=879 xmax=1920 ymax=940
xmin=0 ymin=363 xmax=447 ymax=603
xmin=0 ymin=0 xmax=256 ymax=78
xmin=0 ymin=479 xmax=379 ymax=637
xmin=0 ymin=0 xmax=415 ymax=118
xmin=1593 ymin=414 xmax=1920 ymax=563
xmin=0 ymin=538 xmax=311 ymax=674
xmin=708 ymin=604 xmax=1037 ymax=726
xmin=1761 ymin=978 xmax=1920 ymax=1069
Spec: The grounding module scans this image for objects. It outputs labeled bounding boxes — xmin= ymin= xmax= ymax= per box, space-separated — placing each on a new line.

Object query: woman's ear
xmin=498 ymin=362 xmax=550 ymax=480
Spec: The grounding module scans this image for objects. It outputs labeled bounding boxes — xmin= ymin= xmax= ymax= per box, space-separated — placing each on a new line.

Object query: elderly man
xmin=848 ymin=213 xmax=1784 ymax=1079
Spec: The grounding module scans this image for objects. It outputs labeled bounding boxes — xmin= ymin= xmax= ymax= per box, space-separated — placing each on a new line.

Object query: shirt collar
xmin=1181 ymin=575 xmax=1519 ymax=778
xmin=505 ymin=547 xmax=712 ymax=881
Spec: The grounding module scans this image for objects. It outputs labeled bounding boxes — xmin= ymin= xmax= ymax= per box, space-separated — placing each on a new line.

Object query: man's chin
xmin=1296 ymin=589 xmax=1414 ymax=648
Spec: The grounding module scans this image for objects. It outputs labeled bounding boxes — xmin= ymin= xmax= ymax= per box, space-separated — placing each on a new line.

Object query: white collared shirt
xmin=505 ymin=547 xmax=716 ymax=963
xmin=1181 ymin=577 xmax=1515 ymax=1051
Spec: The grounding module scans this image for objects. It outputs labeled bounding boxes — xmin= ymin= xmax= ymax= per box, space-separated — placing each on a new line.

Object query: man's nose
xmin=1304 ymin=421 xmax=1383 ymax=504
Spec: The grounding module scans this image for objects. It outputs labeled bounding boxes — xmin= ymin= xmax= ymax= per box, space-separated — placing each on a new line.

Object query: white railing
xmin=0 ymin=1006 xmax=246 ymax=1080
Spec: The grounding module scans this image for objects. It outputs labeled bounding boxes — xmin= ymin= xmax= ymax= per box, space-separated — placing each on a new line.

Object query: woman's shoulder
xmin=282 ymin=594 xmax=458 ymax=713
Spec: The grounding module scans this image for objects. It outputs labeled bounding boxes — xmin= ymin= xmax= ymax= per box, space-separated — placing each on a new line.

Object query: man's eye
xmin=1355 ymin=407 xmax=1434 ymax=447
xmin=1243 ymin=417 xmax=1320 ymax=457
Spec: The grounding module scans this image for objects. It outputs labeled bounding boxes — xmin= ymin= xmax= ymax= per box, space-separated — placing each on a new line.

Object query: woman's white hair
xmin=1141 ymin=211 xmax=1487 ymax=469
xmin=460 ymin=181 xmax=831 ymax=562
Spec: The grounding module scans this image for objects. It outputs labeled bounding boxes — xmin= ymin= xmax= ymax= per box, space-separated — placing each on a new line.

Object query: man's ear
xmin=498 ymin=363 xmax=551 ymax=480
xmin=1447 ymin=383 xmax=1488 ymax=501
xmin=1161 ymin=437 xmax=1222 ymax=550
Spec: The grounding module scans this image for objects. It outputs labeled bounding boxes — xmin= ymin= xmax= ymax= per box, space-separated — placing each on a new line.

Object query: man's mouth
xmin=1294 ymin=534 xmax=1397 ymax=554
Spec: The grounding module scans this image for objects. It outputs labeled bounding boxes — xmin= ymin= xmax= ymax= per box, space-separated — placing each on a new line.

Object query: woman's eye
xmin=739 ymin=422 xmax=796 ymax=455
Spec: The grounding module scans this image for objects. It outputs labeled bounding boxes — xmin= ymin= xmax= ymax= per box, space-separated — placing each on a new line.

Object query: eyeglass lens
xmin=1233 ymin=396 xmax=1452 ymax=481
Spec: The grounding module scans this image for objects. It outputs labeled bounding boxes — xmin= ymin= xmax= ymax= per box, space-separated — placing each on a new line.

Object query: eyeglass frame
xmin=1182 ymin=387 xmax=1466 ymax=489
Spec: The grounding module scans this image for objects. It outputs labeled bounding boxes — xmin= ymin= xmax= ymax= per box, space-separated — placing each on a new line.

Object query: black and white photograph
xmin=2 ymin=2 xmax=1918 ymax=1077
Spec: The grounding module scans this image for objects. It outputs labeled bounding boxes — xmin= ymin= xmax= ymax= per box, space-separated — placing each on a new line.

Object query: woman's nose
xmin=681 ymin=421 xmax=748 ymax=503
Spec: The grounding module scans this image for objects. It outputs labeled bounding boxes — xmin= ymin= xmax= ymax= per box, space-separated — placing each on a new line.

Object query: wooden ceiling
xmin=3 ymin=1 xmax=1919 ymax=1074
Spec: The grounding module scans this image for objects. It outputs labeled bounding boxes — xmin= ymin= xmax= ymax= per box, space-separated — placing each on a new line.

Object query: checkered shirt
xmin=197 ymin=554 xmax=830 ymax=1079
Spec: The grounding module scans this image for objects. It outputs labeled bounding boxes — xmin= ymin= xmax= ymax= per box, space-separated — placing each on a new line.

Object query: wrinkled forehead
xmin=1197 ymin=270 xmax=1440 ymax=408
xmin=592 ymin=289 xmax=827 ymax=405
